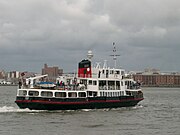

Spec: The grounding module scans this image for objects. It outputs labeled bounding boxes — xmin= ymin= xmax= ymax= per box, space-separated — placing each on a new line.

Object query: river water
xmin=0 ymin=86 xmax=180 ymax=135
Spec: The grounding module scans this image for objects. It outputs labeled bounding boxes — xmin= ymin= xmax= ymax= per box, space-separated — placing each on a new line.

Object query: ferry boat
xmin=15 ymin=48 xmax=143 ymax=110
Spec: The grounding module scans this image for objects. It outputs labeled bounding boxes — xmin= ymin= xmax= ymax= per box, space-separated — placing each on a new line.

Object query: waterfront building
xmin=42 ymin=64 xmax=63 ymax=82
xmin=0 ymin=70 xmax=6 ymax=79
xmin=133 ymin=69 xmax=180 ymax=87
xmin=8 ymin=71 xmax=20 ymax=79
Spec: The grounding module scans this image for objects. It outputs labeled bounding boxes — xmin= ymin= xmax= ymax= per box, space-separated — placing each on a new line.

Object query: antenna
xmin=103 ymin=60 xmax=108 ymax=69
xmin=95 ymin=62 xmax=101 ymax=69
xmin=110 ymin=42 xmax=120 ymax=68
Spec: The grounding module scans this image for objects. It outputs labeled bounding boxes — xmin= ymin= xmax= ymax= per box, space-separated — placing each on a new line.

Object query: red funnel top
xmin=78 ymin=59 xmax=92 ymax=78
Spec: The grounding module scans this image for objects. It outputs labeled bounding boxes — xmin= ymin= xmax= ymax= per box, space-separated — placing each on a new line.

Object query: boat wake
xmin=0 ymin=105 xmax=144 ymax=113
xmin=0 ymin=106 xmax=93 ymax=113
xmin=0 ymin=106 xmax=45 ymax=113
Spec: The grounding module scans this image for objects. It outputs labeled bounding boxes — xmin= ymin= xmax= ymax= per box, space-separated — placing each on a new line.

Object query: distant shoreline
xmin=0 ymin=84 xmax=179 ymax=88
xmin=0 ymin=84 xmax=18 ymax=86
xmin=142 ymin=86 xmax=180 ymax=88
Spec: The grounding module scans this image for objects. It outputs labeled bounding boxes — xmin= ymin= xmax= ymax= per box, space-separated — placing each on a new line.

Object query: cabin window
xmin=93 ymin=92 xmax=97 ymax=97
xmin=93 ymin=81 xmax=97 ymax=85
xmin=41 ymin=91 xmax=53 ymax=97
xmin=121 ymin=81 xmax=124 ymax=86
xmin=122 ymin=91 xmax=124 ymax=95
xmin=88 ymin=91 xmax=92 ymax=96
xmin=80 ymin=79 xmax=87 ymax=84
xmin=78 ymin=92 xmax=86 ymax=97
xmin=68 ymin=92 xmax=77 ymax=97
xmin=121 ymin=71 xmax=125 ymax=75
xmin=102 ymin=92 xmax=104 ymax=96
xmin=55 ymin=92 xmax=66 ymax=98
xmin=116 ymin=81 xmax=120 ymax=90
xmin=29 ymin=91 xmax=39 ymax=96
xmin=108 ymin=81 xmax=115 ymax=90
xmin=116 ymin=71 xmax=120 ymax=74
xmin=125 ymin=81 xmax=130 ymax=89
xmin=89 ymin=80 xmax=92 ymax=85
xmin=125 ymin=81 xmax=127 ymax=85
xmin=110 ymin=70 xmax=114 ymax=74
xmin=99 ymin=80 xmax=107 ymax=90
xmin=19 ymin=90 xmax=27 ymax=96
xmin=120 ymin=91 xmax=124 ymax=96
xmin=100 ymin=92 xmax=102 ymax=96
xmin=80 ymin=79 xmax=87 ymax=89
xmin=106 ymin=70 xmax=109 ymax=78
xmin=126 ymin=91 xmax=131 ymax=96
xmin=102 ymin=70 xmax=105 ymax=74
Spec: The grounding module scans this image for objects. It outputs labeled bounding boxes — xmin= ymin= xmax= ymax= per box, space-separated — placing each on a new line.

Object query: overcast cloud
xmin=0 ymin=0 xmax=180 ymax=73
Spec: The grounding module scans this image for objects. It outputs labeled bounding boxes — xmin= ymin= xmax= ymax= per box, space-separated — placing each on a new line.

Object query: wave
xmin=132 ymin=104 xmax=144 ymax=109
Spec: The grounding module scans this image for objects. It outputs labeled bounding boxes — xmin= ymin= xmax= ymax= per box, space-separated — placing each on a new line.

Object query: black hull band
xmin=15 ymin=96 xmax=143 ymax=110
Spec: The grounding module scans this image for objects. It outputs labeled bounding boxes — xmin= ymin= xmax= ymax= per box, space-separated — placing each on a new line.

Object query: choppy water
xmin=0 ymin=86 xmax=180 ymax=135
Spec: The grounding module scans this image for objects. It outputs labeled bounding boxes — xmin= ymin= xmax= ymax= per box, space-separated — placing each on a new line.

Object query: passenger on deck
xmin=18 ymin=80 xmax=22 ymax=89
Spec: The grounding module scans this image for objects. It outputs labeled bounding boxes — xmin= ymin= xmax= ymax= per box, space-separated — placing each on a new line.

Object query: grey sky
xmin=0 ymin=0 xmax=180 ymax=73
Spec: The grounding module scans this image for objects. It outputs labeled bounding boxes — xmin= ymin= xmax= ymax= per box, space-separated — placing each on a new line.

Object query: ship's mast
xmin=110 ymin=42 xmax=120 ymax=68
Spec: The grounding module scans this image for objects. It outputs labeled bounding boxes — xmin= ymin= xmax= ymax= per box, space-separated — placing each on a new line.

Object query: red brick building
xmin=42 ymin=64 xmax=63 ymax=82
xmin=0 ymin=70 xmax=5 ymax=79
xmin=133 ymin=72 xmax=180 ymax=87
